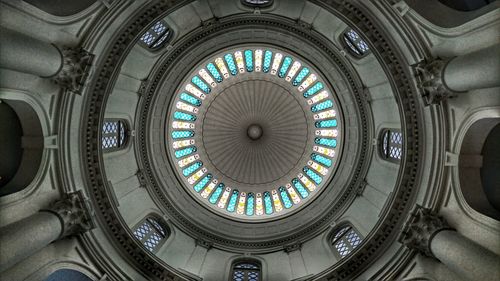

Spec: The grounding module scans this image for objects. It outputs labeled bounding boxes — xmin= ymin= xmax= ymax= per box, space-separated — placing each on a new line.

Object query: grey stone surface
xmin=0 ymin=0 xmax=499 ymax=280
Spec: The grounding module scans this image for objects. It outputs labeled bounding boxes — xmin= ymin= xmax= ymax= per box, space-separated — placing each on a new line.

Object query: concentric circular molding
xmin=143 ymin=18 xmax=371 ymax=247
xmin=167 ymin=46 xmax=342 ymax=220
xmin=81 ymin=1 xmax=422 ymax=280
xmin=146 ymin=18 xmax=366 ymax=247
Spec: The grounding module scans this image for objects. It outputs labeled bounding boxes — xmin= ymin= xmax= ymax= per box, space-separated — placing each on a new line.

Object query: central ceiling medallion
xmin=167 ymin=46 xmax=342 ymax=220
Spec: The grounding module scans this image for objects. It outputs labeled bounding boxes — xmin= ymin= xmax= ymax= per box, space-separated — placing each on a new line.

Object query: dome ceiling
xmin=167 ymin=46 xmax=342 ymax=220
xmin=79 ymin=0 xmax=423 ymax=279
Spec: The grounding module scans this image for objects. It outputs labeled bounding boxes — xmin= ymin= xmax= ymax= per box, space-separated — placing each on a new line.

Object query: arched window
xmin=132 ymin=216 xmax=169 ymax=253
xmin=241 ymin=0 xmax=273 ymax=7
xmin=342 ymin=28 xmax=370 ymax=57
xmin=139 ymin=20 xmax=172 ymax=50
xmin=380 ymin=128 xmax=403 ymax=162
xmin=331 ymin=225 xmax=362 ymax=258
xmin=101 ymin=119 xmax=128 ymax=152
xmin=231 ymin=261 xmax=261 ymax=281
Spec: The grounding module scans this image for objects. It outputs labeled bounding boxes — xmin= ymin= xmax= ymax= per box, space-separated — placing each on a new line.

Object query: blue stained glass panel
xmin=315 ymin=138 xmax=337 ymax=148
xmin=263 ymin=50 xmax=272 ymax=73
xmin=209 ymin=184 xmax=224 ymax=204
xmin=279 ymin=186 xmax=293 ymax=209
xmin=183 ymin=161 xmax=202 ymax=176
xmin=224 ymin=54 xmax=238 ymax=75
xmin=174 ymin=146 xmax=196 ymax=158
xmin=171 ymin=130 xmax=195 ymax=139
xmin=207 ymin=63 xmax=223 ymax=83
xmin=180 ymin=93 xmax=201 ymax=106
xmin=304 ymin=167 xmax=322 ymax=184
xmin=244 ymin=50 xmax=253 ymax=72
xmin=192 ymin=76 xmax=211 ymax=94
xmin=303 ymin=82 xmax=324 ymax=98
xmin=311 ymin=100 xmax=333 ymax=112
xmin=227 ymin=190 xmax=239 ymax=212
xmin=174 ymin=111 xmax=197 ymax=121
xmin=311 ymin=153 xmax=332 ymax=167
xmin=194 ymin=174 xmax=212 ymax=192
xmin=264 ymin=191 xmax=273 ymax=214
xmin=315 ymin=119 xmax=337 ymax=128
xmin=246 ymin=193 xmax=255 ymax=216
xmin=293 ymin=67 xmax=310 ymax=86
xmin=278 ymin=56 xmax=292 ymax=78
xmin=292 ymin=178 xmax=309 ymax=198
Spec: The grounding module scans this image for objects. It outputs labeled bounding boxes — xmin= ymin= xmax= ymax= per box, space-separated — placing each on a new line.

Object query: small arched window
xmin=380 ymin=129 xmax=403 ymax=162
xmin=139 ymin=20 xmax=172 ymax=50
xmin=132 ymin=216 xmax=169 ymax=253
xmin=241 ymin=0 xmax=273 ymax=8
xmin=342 ymin=28 xmax=370 ymax=57
xmin=101 ymin=119 xmax=128 ymax=152
xmin=331 ymin=225 xmax=362 ymax=258
xmin=231 ymin=261 xmax=261 ymax=281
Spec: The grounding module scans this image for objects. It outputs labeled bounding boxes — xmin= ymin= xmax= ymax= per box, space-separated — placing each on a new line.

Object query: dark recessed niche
xmin=0 ymin=100 xmax=43 ymax=197
xmin=481 ymin=122 xmax=500 ymax=212
xmin=438 ymin=0 xmax=494 ymax=12
xmin=23 ymin=0 xmax=96 ymax=16
xmin=0 ymin=102 xmax=23 ymax=187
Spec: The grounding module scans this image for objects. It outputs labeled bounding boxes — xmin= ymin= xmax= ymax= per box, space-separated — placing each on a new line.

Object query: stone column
xmin=0 ymin=191 xmax=94 ymax=272
xmin=417 ymin=44 xmax=500 ymax=105
xmin=400 ymin=207 xmax=500 ymax=281
xmin=443 ymin=44 xmax=500 ymax=92
xmin=0 ymin=28 xmax=63 ymax=77
xmin=0 ymin=28 xmax=93 ymax=93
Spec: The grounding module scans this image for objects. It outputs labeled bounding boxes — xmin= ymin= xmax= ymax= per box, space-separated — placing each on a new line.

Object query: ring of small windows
xmin=131 ymin=215 xmax=169 ymax=253
xmin=379 ymin=128 xmax=403 ymax=163
xmin=101 ymin=119 xmax=129 ymax=152
xmin=330 ymin=224 xmax=363 ymax=258
xmin=341 ymin=28 xmax=370 ymax=58
xmin=138 ymin=20 xmax=173 ymax=50
xmin=230 ymin=260 xmax=262 ymax=281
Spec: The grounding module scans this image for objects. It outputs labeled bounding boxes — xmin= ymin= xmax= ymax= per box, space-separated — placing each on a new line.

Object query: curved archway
xmin=459 ymin=117 xmax=500 ymax=220
xmin=44 ymin=269 xmax=93 ymax=281
xmin=0 ymin=100 xmax=43 ymax=197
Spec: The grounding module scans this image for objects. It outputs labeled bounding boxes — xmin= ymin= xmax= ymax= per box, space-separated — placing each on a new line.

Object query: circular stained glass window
xmin=167 ymin=45 xmax=342 ymax=220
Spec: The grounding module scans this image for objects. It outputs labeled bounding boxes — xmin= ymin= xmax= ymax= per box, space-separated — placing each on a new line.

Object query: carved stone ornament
xmin=41 ymin=190 xmax=95 ymax=238
xmin=284 ymin=241 xmax=302 ymax=253
xmin=399 ymin=206 xmax=453 ymax=257
xmin=196 ymin=239 xmax=213 ymax=249
xmin=416 ymin=58 xmax=456 ymax=105
xmin=53 ymin=47 xmax=93 ymax=94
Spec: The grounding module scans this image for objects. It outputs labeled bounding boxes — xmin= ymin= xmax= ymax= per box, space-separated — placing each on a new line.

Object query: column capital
xmin=416 ymin=58 xmax=456 ymax=106
xmin=399 ymin=206 xmax=453 ymax=257
xmin=52 ymin=47 xmax=93 ymax=94
xmin=41 ymin=190 xmax=95 ymax=238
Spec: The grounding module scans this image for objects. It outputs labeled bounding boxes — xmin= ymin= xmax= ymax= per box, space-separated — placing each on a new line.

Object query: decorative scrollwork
xmin=399 ymin=206 xmax=453 ymax=257
xmin=53 ymin=47 xmax=93 ymax=94
xmin=416 ymin=58 xmax=456 ymax=105
xmin=41 ymin=190 xmax=95 ymax=238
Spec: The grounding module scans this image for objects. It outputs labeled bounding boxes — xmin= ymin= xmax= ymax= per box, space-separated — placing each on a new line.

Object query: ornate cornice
xmin=399 ymin=206 xmax=453 ymax=257
xmin=41 ymin=190 xmax=95 ymax=238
